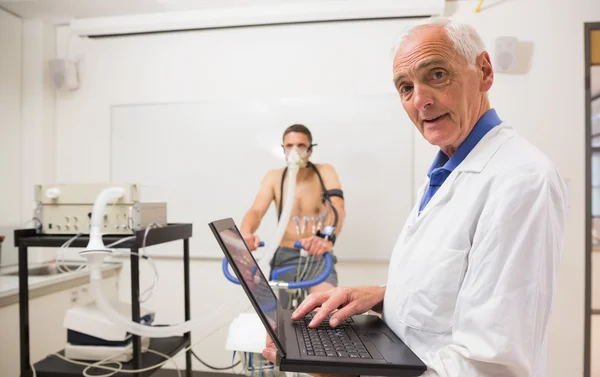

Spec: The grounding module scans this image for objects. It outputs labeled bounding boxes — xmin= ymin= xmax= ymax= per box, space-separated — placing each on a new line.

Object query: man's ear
xmin=478 ymin=51 xmax=494 ymax=92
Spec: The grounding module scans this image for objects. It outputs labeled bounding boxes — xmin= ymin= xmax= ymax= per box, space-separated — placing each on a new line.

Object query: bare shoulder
xmin=314 ymin=163 xmax=338 ymax=175
xmin=265 ymin=167 xmax=286 ymax=185
xmin=313 ymin=163 xmax=342 ymax=186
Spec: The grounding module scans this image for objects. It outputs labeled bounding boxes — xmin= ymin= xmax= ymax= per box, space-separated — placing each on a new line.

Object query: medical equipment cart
xmin=14 ymin=223 xmax=194 ymax=377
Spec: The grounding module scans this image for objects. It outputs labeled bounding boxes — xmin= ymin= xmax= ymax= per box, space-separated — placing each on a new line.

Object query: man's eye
xmin=400 ymin=85 xmax=413 ymax=94
xmin=432 ymin=71 xmax=445 ymax=80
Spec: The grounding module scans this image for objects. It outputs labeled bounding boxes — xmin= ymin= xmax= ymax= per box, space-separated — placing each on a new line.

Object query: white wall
xmin=0 ymin=9 xmax=22 ymax=229
xmin=0 ymin=9 xmax=22 ymax=269
xmin=51 ymin=0 xmax=599 ymax=376
xmin=20 ymin=19 xmax=57 ymax=266
xmin=21 ymin=19 xmax=56 ymax=224
xmin=0 ymin=14 xmax=56 ymax=267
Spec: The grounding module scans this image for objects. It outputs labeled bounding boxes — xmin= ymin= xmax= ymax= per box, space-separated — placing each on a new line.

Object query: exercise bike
xmin=221 ymin=241 xmax=334 ymax=377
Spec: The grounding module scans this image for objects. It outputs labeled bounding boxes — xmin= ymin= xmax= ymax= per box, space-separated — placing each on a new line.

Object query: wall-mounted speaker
xmin=493 ymin=36 xmax=518 ymax=73
xmin=49 ymin=59 xmax=79 ymax=91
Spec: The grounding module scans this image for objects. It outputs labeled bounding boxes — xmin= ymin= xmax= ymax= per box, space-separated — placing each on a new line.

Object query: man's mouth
xmin=423 ymin=114 xmax=448 ymax=124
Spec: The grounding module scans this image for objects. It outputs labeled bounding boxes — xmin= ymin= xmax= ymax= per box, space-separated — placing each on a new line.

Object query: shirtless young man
xmin=240 ymin=124 xmax=346 ymax=301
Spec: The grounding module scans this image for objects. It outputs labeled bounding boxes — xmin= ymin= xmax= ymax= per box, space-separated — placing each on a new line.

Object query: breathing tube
xmin=256 ymin=147 xmax=304 ymax=273
xmin=80 ymin=188 xmax=212 ymax=338
xmin=80 ymin=148 xmax=305 ymax=338
xmin=278 ymin=161 xmax=343 ymax=240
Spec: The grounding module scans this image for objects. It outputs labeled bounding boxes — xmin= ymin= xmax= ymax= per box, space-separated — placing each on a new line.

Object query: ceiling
xmin=0 ymin=0 xmax=326 ymax=24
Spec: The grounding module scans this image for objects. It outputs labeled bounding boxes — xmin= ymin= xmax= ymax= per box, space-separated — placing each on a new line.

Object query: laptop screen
xmin=218 ymin=225 xmax=280 ymax=334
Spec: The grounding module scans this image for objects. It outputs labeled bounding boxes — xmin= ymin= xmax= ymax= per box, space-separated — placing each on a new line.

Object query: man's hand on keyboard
xmin=291 ymin=286 xmax=386 ymax=328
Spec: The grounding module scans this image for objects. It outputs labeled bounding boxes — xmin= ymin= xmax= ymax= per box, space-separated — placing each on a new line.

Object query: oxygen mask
xmin=285 ymin=145 xmax=308 ymax=169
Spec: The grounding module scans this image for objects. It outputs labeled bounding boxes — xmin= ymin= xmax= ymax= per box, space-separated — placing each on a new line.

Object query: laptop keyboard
xmin=297 ymin=313 xmax=372 ymax=359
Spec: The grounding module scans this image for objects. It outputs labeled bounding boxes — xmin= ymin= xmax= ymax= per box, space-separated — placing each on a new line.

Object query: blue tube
xmin=287 ymin=252 xmax=333 ymax=290
xmin=222 ymin=257 xmax=240 ymax=284
xmin=222 ymin=242 xmax=333 ymax=289
xmin=271 ymin=265 xmax=296 ymax=280
xmin=222 ymin=257 xmax=297 ymax=283
xmin=222 ymin=241 xmax=264 ymax=284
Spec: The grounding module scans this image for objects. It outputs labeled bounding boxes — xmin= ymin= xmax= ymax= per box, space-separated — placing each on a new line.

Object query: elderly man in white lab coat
xmin=262 ymin=17 xmax=569 ymax=377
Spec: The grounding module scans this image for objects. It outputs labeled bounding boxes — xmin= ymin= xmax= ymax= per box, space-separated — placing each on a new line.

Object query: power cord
xmin=138 ymin=223 xmax=163 ymax=302
xmin=55 ymin=233 xmax=86 ymax=273
xmin=51 ymin=348 xmax=179 ymax=377
xmin=53 ymin=225 xmax=161 ymax=303
xmin=45 ymin=303 xmax=255 ymax=376
xmin=109 ymin=224 xmax=162 ymax=303
xmin=191 ymin=349 xmax=241 ymax=370
xmin=111 ymin=249 xmax=160 ymax=303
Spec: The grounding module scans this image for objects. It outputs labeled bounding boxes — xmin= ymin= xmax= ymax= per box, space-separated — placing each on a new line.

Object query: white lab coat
xmin=382 ymin=123 xmax=568 ymax=377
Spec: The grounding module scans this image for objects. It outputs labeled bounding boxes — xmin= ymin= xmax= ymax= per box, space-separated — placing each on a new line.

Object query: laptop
xmin=208 ymin=217 xmax=427 ymax=377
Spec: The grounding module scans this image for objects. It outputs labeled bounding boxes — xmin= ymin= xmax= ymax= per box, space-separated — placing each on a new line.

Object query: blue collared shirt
xmin=419 ymin=108 xmax=502 ymax=214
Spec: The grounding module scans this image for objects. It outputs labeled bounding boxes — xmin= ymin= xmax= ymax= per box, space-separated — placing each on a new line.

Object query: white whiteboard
xmin=110 ymin=95 xmax=414 ymax=261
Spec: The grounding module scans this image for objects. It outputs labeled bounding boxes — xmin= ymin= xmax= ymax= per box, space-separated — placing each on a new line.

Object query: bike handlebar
xmin=221 ymin=241 xmax=333 ymax=290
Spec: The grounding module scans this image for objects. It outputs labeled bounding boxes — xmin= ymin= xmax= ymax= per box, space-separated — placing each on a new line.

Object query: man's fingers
xmin=329 ymin=303 xmax=359 ymax=328
xmin=308 ymin=294 xmax=348 ymax=328
xmin=303 ymin=238 xmax=327 ymax=257
xmin=292 ymin=292 xmax=328 ymax=320
xmin=319 ymin=243 xmax=328 ymax=257
xmin=308 ymin=245 xmax=320 ymax=256
xmin=262 ymin=347 xmax=276 ymax=363
xmin=245 ymin=235 xmax=258 ymax=251
xmin=303 ymin=237 xmax=315 ymax=250
xmin=314 ymin=241 xmax=329 ymax=257
xmin=262 ymin=334 xmax=277 ymax=363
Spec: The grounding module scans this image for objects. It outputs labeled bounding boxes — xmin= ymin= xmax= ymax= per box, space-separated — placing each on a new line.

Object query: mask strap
xmin=280 ymin=143 xmax=318 ymax=154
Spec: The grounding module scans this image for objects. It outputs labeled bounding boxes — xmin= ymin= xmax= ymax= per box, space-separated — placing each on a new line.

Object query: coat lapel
xmin=403 ymin=123 xmax=515 ymax=239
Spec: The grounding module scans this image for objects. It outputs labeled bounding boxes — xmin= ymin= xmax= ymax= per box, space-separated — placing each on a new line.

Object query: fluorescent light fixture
xmin=70 ymin=0 xmax=445 ymax=37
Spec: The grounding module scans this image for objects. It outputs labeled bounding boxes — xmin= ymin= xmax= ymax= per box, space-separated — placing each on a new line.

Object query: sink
xmin=3 ymin=264 xmax=85 ymax=276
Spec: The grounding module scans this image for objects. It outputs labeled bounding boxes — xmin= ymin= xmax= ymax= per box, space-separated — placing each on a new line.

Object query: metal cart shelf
xmin=14 ymin=223 xmax=194 ymax=377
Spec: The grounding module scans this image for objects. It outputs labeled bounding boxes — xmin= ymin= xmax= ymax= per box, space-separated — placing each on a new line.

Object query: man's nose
xmin=412 ymin=85 xmax=434 ymax=111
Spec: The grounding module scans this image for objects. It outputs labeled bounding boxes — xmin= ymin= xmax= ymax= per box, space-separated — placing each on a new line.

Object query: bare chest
xmin=274 ymin=172 xmax=325 ymax=215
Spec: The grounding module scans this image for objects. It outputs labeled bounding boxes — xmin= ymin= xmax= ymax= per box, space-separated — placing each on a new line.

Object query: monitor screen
xmin=219 ymin=226 xmax=279 ymax=332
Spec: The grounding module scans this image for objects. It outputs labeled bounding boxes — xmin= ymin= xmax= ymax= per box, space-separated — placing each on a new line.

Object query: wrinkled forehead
xmin=392 ymin=27 xmax=458 ymax=76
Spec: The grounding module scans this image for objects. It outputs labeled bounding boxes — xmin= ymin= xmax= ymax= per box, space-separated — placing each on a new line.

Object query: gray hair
xmin=391 ymin=17 xmax=486 ymax=66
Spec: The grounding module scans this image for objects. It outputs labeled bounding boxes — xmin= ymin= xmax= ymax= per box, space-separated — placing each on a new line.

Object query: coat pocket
xmin=396 ymin=247 xmax=468 ymax=334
